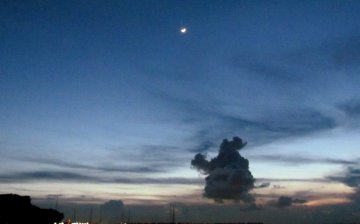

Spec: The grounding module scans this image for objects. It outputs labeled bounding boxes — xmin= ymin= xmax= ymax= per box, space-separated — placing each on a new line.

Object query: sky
xmin=1 ymin=0 xmax=360 ymax=222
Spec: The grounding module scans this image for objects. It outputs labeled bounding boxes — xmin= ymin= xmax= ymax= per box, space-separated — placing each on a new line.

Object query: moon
xmin=180 ymin=27 xmax=187 ymax=34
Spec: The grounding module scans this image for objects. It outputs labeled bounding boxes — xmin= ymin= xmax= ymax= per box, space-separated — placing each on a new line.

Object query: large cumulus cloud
xmin=191 ymin=137 xmax=255 ymax=203
xmin=328 ymin=166 xmax=360 ymax=204
xmin=100 ymin=200 xmax=124 ymax=223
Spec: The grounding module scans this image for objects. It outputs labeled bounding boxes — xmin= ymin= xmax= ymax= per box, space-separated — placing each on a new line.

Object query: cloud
xmin=276 ymin=196 xmax=292 ymax=207
xmin=256 ymin=177 xmax=330 ymax=183
xmin=293 ymin=198 xmax=307 ymax=204
xmin=255 ymin=182 xmax=270 ymax=188
xmin=351 ymin=189 xmax=360 ymax=204
xmin=0 ymin=171 xmax=103 ymax=183
xmin=219 ymin=108 xmax=336 ymax=146
xmin=100 ymin=200 xmax=124 ymax=210
xmin=338 ymin=99 xmax=360 ymax=118
xmin=190 ymin=140 xmax=216 ymax=153
xmin=328 ymin=166 xmax=360 ymax=188
xmin=112 ymin=177 xmax=203 ymax=185
xmin=17 ymin=156 xmax=165 ymax=173
xmin=14 ymin=143 xmax=190 ymax=177
xmin=286 ymin=35 xmax=360 ymax=70
xmin=230 ymin=55 xmax=302 ymax=84
xmin=158 ymin=93 xmax=337 ymax=150
xmin=136 ymin=144 xmax=186 ymax=166
xmin=100 ymin=200 xmax=124 ymax=222
xmin=275 ymin=196 xmax=308 ymax=208
xmin=261 ymin=109 xmax=336 ymax=137
xmin=107 ymin=144 xmax=189 ymax=172
xmin=191 ymin=137 xmax=255 ymax=203
xmin=327 ymin=166 xmax=360 ymax=205
xmin=250 ymin=155 xmax=357 ymax=165
xmin=0 ymin=170 xmax=203 ymax=185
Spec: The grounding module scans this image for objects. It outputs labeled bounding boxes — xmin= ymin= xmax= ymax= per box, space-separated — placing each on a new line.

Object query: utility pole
xmin=89 ymin=207 xmax=93 ymax=224
xmin=73 ymin=208 xmax=76 ymax=222
xmin=121 ymin=209 xmax=124 ymax=223
xmin=169 ymin=204 xmax=172 ymax=223
xmin=172 ymin=204 xmax=175 ymax=224
xmin=99 ymin=207 xmax=102 ymax=224
xmin=127 ymin=209 xmax=131 ymax=224
xmin=55 ymin=195 xmax=59 ymax=210
xmin=169 ymin=204 xmax=175 ymax=224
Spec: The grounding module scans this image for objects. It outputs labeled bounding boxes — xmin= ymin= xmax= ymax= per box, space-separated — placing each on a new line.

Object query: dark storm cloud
xmin=250 ymin=155 xmax=357 ymax=165
xmin=0 ymin=171 xmax=202 ymax=185
xmin=191 ymin=137 xmax=255 ymax=203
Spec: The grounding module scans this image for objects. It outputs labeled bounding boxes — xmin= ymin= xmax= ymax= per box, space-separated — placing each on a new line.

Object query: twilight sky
xmin=2 ymin=0 xmax=360 ymax=222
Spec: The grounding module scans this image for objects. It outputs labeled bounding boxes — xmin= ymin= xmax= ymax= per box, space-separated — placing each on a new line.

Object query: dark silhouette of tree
xmin=0 ymin=194 xmax=63 ymax=224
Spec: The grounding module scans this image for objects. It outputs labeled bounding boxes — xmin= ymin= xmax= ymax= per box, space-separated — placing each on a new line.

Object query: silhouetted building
xmin=0 ymin=194 xmax=63 ymax=224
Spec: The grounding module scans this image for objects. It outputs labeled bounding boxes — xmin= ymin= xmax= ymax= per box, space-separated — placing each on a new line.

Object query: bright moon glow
xmin=180 ymin=27 xmax=187 ymax=33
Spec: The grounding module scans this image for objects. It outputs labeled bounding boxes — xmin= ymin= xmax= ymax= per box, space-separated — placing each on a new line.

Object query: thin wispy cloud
xmin=250 ymin=155 xmax=358 ymax=165
xmin=17 ymin=156 xmax=165 ymax=173
xmin=0 ymin=170 xmax=203 ymax=185
xmin=338 ymin=99 xmax=360 ymax=118
xmin=0 ymin=171 xmax=98 ymax=183
xmin=158 ymin=93 xmax=338 ymax=150
xmin=286 ymin=35 xmax=360 ymax=70
xmin=256 ymin=177 xmax=330 ymax=183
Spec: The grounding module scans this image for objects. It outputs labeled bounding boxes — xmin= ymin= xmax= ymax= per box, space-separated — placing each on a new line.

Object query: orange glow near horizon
xmin=305 ymin=198 xmax=351 ymax=207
